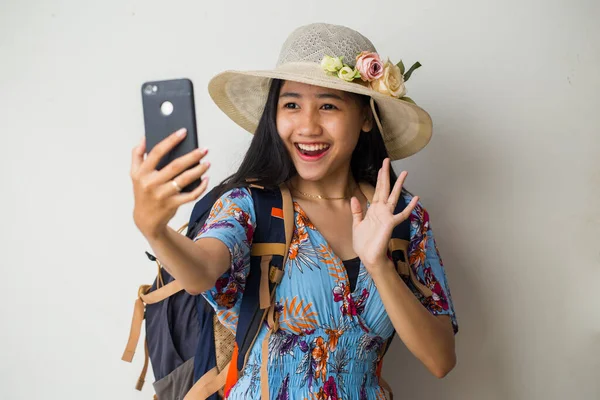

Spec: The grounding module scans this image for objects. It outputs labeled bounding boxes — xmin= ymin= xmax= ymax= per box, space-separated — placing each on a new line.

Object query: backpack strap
xmin=121 ymin=280 xmax=186 ymax=391
xmin=121 ymin=280 xmax=184 ymax=362
xmin=222 ymin=183 xmax=294 ymax=399
xmin=185 ymin=187 xmax=221 ymax=240
xmin=183 ymin=361 xmax=230 ymax=400
xmin=185 ymin=183 xmax=293 ymax=400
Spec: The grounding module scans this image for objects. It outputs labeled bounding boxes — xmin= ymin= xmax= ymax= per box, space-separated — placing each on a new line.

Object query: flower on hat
xmin=320 ymin=52 xmax=422 ymax=101
xmin=321 ymin=55 xmax=344 ymax=72
xmin=338 ymin=66 xmax=361 ymax=82
xmin=321 ymin=55 xmax=361 ymax=81
xmin=370 ymin=59 xmax=406 ymax=98
xmin=355 ymin=51 xmax=384 ymax=82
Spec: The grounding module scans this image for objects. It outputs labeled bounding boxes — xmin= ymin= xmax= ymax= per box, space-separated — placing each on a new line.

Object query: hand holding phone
xmin=130 ymin=78 xmax=211 ymax=239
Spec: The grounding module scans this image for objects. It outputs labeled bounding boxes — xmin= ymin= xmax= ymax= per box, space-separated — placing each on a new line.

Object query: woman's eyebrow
xmin=315 ymin=93 xmax=345 ymax=101
xmin=279 ymin=92 xmax=345 ymax=101
xmin=279 ymin=92 xmax=301 ymax=99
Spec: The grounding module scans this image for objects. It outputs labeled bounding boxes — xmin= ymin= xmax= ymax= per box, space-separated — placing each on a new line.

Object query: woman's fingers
xmin=372 ymin=167 xmax=382 ymax=203
xmin=140 ymin=128 xmax=188 ymax=174
xmin=130 ymin=137 xmax=146 ymax=176
xmin=154 ymin=147 xmax=208 ymax=184
xmin=388 ymin=170 xmax=408 ymax=208
xmin=174 ymin=176 xmax=211 ymax=206
xmin=381 ymin=158 xmax=391 ymax=199
xmin=157 ymin=160 xmax=211 ymax=198
xmin=373 ymin=158 xmax=391 ymax=203
xmin=392 ymin=195 xmax=419 ymax=226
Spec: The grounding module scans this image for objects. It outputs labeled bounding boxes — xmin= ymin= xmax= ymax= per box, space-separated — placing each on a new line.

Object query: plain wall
xmin=1 ymin=0 xmax=598 ymax=399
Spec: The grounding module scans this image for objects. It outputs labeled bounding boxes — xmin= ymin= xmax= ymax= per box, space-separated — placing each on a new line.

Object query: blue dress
xmin=194 ymin=187 xmax=458 ymax=399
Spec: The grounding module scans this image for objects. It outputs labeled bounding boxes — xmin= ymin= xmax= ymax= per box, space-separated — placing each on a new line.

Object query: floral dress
xmin=194 ymin=187 xmax=458 ymax=399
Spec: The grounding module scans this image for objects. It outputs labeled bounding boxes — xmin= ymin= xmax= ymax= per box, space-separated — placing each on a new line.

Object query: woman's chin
xmin=290 ymin=161 xmax=331 ymax=182
xmin=294 ymin=168 xmax=325 ymax=182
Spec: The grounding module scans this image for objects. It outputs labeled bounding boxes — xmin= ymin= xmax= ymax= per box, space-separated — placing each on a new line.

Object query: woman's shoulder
xmin=216 ymin=186 xmax=252 ymax=199
xmin=211 ymin=186 xmax=254 ymax=205
xmin=205 ymin=186 xmax=255 ymax=220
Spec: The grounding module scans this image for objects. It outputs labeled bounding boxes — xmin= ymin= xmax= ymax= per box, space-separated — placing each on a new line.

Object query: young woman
xmin=131 ymin=23 xmax=458 ymax=400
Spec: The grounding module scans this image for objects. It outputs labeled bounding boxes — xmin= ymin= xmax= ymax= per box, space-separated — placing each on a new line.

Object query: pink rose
xmin=355 ymin=51 xmax=384 ymax=82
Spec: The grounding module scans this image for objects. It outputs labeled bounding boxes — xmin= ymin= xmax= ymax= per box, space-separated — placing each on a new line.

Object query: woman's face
xmin=276 ymin=81 xmax=373 ymax=182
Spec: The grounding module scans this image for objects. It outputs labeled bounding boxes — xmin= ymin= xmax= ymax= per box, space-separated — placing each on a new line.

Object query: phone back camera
xmin=144 ymin=84 xmax=158 ymax=95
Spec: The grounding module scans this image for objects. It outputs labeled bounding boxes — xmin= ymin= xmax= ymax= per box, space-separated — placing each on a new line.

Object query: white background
xmin=1 ymin=0 xmax=599 ymax=399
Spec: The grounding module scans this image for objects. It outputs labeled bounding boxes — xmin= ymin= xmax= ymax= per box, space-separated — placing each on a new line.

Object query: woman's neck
xmin=289 ymin=167 xmax=358 ymax=200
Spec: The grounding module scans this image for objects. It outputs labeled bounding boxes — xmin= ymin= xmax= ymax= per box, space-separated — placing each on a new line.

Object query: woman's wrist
xmin=143 ymin=224 xmax=171 ymax=243
xmin=366 ymin=258 xmax=397 ymax=281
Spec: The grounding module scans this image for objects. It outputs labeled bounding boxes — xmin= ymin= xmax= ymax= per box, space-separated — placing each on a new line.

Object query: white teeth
xmin=297 ymin=143 xmax=330 ymax=151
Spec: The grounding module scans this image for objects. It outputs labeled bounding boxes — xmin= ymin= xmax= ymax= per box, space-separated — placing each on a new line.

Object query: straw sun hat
xmin=208 ymin=22 xmax=432 ymax=160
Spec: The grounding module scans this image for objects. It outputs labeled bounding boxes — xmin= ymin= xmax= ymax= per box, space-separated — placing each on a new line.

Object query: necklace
xmin=290 ymin=182 xmax=357 ymax=200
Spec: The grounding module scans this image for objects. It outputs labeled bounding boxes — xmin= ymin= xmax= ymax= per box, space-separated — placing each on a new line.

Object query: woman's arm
xmin=130 ymin=129 xmax=232 ymax=295
xmin=370 ymin=263 xmax=456 ymax=378
xmin=351 ymin=158 xmax=457 ymax=378
xmin=145 ymin=227 xmax=231 ymax=295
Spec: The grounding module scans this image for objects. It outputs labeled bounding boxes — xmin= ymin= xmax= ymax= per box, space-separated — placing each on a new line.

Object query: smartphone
xmin=141 ymin=78 xmax=200 ymax=193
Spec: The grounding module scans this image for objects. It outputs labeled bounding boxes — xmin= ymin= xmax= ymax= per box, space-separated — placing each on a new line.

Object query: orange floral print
xmin=311 ymin=336 xmax=329 ymax=382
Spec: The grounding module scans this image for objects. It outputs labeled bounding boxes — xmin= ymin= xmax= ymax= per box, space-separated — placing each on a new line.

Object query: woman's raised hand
xmin=130 ymin=128 xmax=210 ymax=239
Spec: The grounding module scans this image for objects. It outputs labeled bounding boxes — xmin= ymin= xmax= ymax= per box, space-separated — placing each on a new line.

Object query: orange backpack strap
xmin=121 ymin=285 xmax=151 ymax=362
xmin=182 ymin=361 xmax=231 ymax=400
xmin=121 ymin=281 xmax=184 ymax=363
xmin=135 ymin=339 xmax=151 ymax=391
xmin=262 ymin=303 xmax=282 ymax=397
xmin=140 ymin=280 xmax=184 ymax=304
xmin=259 ymin=184 xmax=293 ymax=399
xmin=122 ymin=278 xmax=185 ymax=393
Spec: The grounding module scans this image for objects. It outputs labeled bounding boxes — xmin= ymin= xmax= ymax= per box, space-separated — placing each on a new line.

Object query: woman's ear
xmin=361 ymin=107 xmax=374 ymax=133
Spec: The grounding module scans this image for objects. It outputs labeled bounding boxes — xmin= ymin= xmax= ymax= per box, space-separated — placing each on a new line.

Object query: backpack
xmin=121 ymin=182 xmax=433 ymax=400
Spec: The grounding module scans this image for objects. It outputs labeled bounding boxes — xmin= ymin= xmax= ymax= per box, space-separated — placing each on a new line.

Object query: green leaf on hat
xmin=396 ymin=60 xmax=405 ymax=75
xmin=403 ymin=62 xmax=422 ymax=82
xmin=400 ymin=96 xmax=416 ymax=105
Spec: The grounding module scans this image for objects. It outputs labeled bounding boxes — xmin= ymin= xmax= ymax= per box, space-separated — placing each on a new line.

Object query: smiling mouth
xmin=295 ymin=143 xmax=331 ymax=158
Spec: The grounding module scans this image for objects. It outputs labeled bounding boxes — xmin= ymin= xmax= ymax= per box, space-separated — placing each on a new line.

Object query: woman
xmin=131 ymin=23 xmax=458 ymax=399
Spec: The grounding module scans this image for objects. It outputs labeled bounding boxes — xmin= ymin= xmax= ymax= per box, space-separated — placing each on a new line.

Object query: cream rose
xmin=370 ymin=61 xmax=406 ymax=98
xmin=321 ymin=55 xmax=343 ymax=72
xmin=338 ymin=66 xmax=359 ymax=82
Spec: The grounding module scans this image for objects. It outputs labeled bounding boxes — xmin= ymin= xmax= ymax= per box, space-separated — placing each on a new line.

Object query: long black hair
xmin=215 ymin=78 xmax=399 ymax=197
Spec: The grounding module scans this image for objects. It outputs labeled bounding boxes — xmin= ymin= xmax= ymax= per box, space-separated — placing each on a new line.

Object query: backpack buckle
xmin=145 ymin=251 xmax=157 ymax=262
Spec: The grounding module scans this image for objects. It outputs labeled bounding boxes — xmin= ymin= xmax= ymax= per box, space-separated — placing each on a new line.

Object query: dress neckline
xmin=292 ymin=200 xmax=366 ymax=296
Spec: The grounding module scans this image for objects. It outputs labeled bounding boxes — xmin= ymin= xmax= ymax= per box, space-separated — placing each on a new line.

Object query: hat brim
xmin=208 ymin=62 xmax=432 ymax=160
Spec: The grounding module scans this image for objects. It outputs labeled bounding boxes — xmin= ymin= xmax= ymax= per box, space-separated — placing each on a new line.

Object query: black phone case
xmin=141 ymin=78 xmax=200 ymax=192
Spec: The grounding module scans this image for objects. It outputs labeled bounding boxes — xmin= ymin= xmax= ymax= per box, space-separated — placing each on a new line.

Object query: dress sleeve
xmin=404 ymin=194 xmax=459 ymax=334
xmin=192 ymin=187 xmax=256 ymax=328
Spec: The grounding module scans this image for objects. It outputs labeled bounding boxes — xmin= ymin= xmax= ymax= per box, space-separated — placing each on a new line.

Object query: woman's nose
xmin=296 ymin=108 xmax=323 ymax=137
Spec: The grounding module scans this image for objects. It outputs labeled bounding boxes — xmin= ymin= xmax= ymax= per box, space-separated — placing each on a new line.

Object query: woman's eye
xmin=321 ymin=104 xmax=338 ymax=110
xmin=284 ymin=103 xmax=299 ymax=109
